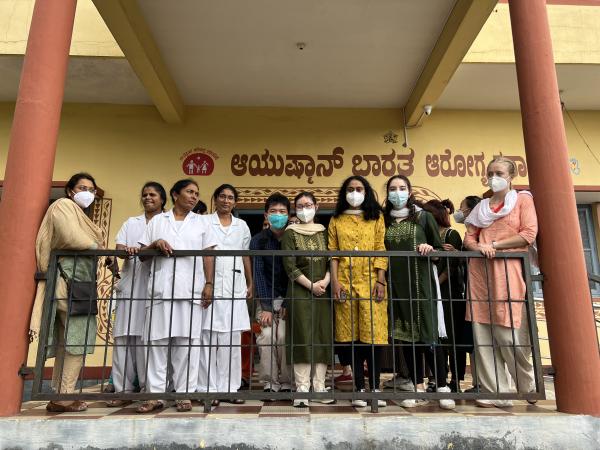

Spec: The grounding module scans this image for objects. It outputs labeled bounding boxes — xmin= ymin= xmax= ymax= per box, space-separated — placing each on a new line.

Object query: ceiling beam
xmin=92 ymin=0 xmax=184 ymax=123
xmin=403 ymin=0 xmax=497 ymax=127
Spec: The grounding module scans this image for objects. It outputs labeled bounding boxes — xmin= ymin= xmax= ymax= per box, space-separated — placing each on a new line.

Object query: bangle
xmin=376 ymin=280 xmax=386 ymax=287
xmin=492 ymin=241 xmax=497 ymax=249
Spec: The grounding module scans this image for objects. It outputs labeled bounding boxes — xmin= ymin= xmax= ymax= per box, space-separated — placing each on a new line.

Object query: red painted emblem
xmin=182 ymin=153 xmax=214 ymax=176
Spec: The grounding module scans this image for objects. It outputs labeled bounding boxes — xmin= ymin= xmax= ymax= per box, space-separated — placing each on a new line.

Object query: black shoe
xmin=279 ymin=388 xmax=292 ymax=393
xmin=448 ymin=380 xmax=461 ymax=393
xmin=426 ymin=382 xmax=437 ymax=393
xmin=239 ymin=378 xmax=250 ymax=391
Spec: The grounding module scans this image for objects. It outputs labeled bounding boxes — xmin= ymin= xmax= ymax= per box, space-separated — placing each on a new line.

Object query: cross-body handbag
xmin=57 ymin=262 xmax=98 ymax=317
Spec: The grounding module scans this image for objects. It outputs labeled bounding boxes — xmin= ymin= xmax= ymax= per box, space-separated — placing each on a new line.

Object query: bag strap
xmin=57 ymin=263 xmax=69 ymax=282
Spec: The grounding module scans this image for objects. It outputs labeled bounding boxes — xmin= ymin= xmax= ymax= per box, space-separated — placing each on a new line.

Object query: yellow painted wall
xmin=1 ymin=103 xmax=598 ymax=367
xmin=466 ymin=3 xmax=600 ymax=63
xmin=1 ymin=104 xmax=599 ymax=245
xmin=0 ymin=0 xmax=122 ymax=57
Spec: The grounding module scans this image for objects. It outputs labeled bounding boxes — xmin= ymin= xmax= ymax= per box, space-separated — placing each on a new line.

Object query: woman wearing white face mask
xmin=463 ymin=157 xmax=538 ymax=408
xmin=30 ymin=173 xmax=104 ymax=413
xmin=282 ymin=192 xmax=332 ymax=407
xmin=328 ymin=176 xmax=388 ymax=407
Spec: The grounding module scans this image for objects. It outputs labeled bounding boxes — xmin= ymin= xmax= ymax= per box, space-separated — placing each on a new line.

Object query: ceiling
xmin=136 ymin=0 xmax=457 ymax=108
xmin=0 ymin=55 xmax=151 ymax=105
xmin=437 ymin=62 xmax=600 ymax=110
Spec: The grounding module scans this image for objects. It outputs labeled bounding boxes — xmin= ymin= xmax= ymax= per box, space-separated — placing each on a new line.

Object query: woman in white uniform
xmin=198 ymin=184 xmax=252 ymax=404
xmin=108 ymin=182 xmax=166 ymax=407
xmin=136 ymin=179 xmax=218 ymax=413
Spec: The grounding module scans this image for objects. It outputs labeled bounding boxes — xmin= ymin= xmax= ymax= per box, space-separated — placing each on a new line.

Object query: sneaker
xmin=351 ymin=389 xmax=368 ymax=407
xmin=293 ymin=386 xmax=309 ymax=408
xmin=383 ymin=375 xmax=415 ymax=392
xmin=437 ymin=386 xmax=455 ymax=410
xmin=475 ymin=399 xmax=513 ymax=408
xmin=335 ymin=373 xmax=353 ymax=384
xmin=372 ymin=389 xmax=387 ymax=407
xmin=400 ymin=389 xmax=429 ymax=408
xmin=313 ymin=387 xmax=334 ymax=404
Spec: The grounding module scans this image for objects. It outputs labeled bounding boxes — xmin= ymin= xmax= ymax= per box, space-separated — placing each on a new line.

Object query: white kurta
xmin=113 ymin=214 xmax=149 ymax=337
xmin=201 ymin=213 xmax=251 ymax=332
xmin=139 ymin=210 xmax=219 ymax=341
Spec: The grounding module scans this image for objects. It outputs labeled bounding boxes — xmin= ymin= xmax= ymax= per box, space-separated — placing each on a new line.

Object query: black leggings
xmin=352 ymin=343 xmax=382 ymax=391
xmin=403 ymin=343 xmax=447 ymax=387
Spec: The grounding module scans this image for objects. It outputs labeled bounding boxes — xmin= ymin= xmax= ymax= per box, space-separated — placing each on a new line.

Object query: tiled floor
xmin=18 ymin=374 xmax=560 ymax=419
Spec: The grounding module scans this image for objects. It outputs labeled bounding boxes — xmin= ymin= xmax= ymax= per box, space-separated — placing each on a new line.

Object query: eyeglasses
xmin=75 ymin=185 xmax=97 ymax=194
xmin=295 ymin=203 xmax=314 ymax=210
xmin=218 ymin=194 xmax=236 ymax=202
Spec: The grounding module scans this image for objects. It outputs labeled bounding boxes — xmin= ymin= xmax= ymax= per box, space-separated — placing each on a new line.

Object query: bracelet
xmin=205 ymin=281 xmax=213 ymax=285
xmin=376 ymin=280 xmax=386 ymax=287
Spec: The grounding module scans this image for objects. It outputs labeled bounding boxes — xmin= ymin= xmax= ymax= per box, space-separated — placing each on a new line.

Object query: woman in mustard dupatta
xmin=30 ymin=173 xmax=104 ymax=412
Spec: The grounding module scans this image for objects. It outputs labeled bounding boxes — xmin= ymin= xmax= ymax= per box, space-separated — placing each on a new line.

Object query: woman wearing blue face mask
xmin=383 ymin=175 xmax=453 ymax=409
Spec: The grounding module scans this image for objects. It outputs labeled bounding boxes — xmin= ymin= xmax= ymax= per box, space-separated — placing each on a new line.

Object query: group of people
xmin=32 ymin=155 xmax=538 ymax=413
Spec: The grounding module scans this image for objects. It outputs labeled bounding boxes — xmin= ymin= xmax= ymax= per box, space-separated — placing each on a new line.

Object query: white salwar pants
xmin=197 ymin=330 xmax=242 ymax=392
xmin=112 ymin=335 xmax=146 ymax=392
xmin=145 ymin=337 xmax=200 ymax=393
xmin=294 ymin=363 xmax=327 ymax=391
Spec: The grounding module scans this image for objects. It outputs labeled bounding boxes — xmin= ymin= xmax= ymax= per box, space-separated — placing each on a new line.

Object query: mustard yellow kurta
xmin=328 ymin=214 xmax=388 ymax=344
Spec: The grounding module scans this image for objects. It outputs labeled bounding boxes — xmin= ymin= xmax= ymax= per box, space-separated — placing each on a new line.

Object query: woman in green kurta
xmin=282 ymin=192 xmax=332 ymax=407
xmin=384 ymin=175 xmax=455 ymax=410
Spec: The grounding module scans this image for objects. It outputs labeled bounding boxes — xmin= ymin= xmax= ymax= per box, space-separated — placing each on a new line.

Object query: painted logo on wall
xmin=181 ymin=147 xmax=219 ymax=176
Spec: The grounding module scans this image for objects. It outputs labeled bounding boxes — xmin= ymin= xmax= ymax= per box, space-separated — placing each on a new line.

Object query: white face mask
xmin=488 ymin=176 xmax=509 ymax=193
xmin=73 ymin=190 xmax=95 ymax=209
xmin=296 ymin=207 xmax=316 ymax=223
xmin=346 ymin=191 xmax=365 ymax=208
xmin=453 ymin=210 xmax=465 ymax=223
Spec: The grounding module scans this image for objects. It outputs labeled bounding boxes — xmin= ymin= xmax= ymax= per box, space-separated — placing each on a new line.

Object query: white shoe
xmin=372 ymin=389 xmax=387 ymax=407
xmin=313 ymin=387 xmax=334 ymax=404
xmin=475 ymin=399 xmax=513 ymax=408
xmin=400 ymin=389 xmax=429 ymax=408
xmin=293 ymin=386 xmax=309 ymax=408
xmin=352 ymin=389 xmax=368 ymax=407
xmin=383 ymin=375 xmax=415 ymax=392
xmin=437 ymin=386 xmax=455 ymax=410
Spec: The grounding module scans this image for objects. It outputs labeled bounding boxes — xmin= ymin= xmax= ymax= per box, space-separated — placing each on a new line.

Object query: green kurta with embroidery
xmin=385 ymin=211 xmax=444 ymax=344
xmin=282 ymin=229 xmax=332 ymax=364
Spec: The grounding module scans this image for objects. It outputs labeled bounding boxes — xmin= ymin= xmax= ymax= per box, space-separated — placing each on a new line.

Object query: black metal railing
xmin=31 ymin=249 xmax=545 ymax=412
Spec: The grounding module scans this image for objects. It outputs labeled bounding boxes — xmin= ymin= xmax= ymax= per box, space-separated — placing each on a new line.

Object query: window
xmin=578 ymin=205 xmax=600 ymax=295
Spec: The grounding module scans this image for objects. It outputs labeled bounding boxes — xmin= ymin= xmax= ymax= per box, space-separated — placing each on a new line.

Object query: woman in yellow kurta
xmin=329 ymin=175 xmax=388 ymax=407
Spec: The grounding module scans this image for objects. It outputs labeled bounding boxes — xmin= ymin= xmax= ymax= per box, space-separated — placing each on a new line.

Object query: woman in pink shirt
xmin=463 ymin=157 xmax=538 ymax=408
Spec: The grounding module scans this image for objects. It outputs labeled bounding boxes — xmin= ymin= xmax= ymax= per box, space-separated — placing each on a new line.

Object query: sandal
xmin=46 ymin=400 xmax=87 ymax=412
xmin=106 ymin=399 xmax=131 ymax=408
xmin=176 ymin=399 xmax=193 ymax=412
xmin=136 ymin=400 xmax=164 ymax=414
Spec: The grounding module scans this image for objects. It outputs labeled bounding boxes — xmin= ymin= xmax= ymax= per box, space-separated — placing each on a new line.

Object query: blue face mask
xmin=388 ymin=190 xmax=409 ymax=209
xmin=268 ymin=213 xmax=288 ymax=230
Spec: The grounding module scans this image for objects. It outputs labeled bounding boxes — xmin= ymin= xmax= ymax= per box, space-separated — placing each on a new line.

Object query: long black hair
xmin=383 ymin=175 xmax=423 ymax=226
xmin=141 ymin=181 xmax=167 ymax=211
xmin=463 ymin=195 xmax=482 ymax=210
xmin=334 ymin=175 xmax=381 ymax=221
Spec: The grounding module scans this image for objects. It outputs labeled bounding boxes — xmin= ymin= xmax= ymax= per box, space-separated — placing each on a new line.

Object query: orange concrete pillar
xmin=508 ymin=0 xmax=600 ymax=416
xmin=0 ymin=0 xmax=77 ymax=416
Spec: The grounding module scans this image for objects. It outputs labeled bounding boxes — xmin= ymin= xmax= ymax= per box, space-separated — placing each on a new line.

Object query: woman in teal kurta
xmin=384 ymin=175 xmax=455 ymax=410
xmin=282 ymin=192 xmax=332 ymax=406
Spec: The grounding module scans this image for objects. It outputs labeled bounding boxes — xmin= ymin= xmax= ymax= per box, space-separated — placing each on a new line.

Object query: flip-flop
xmin=46 ymin=400 xmax=88 ymax=412
xmin=136 ymin=400 xmax=164 ymax=414
xmin=176 ymin=399 xmax=193 ymax=412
